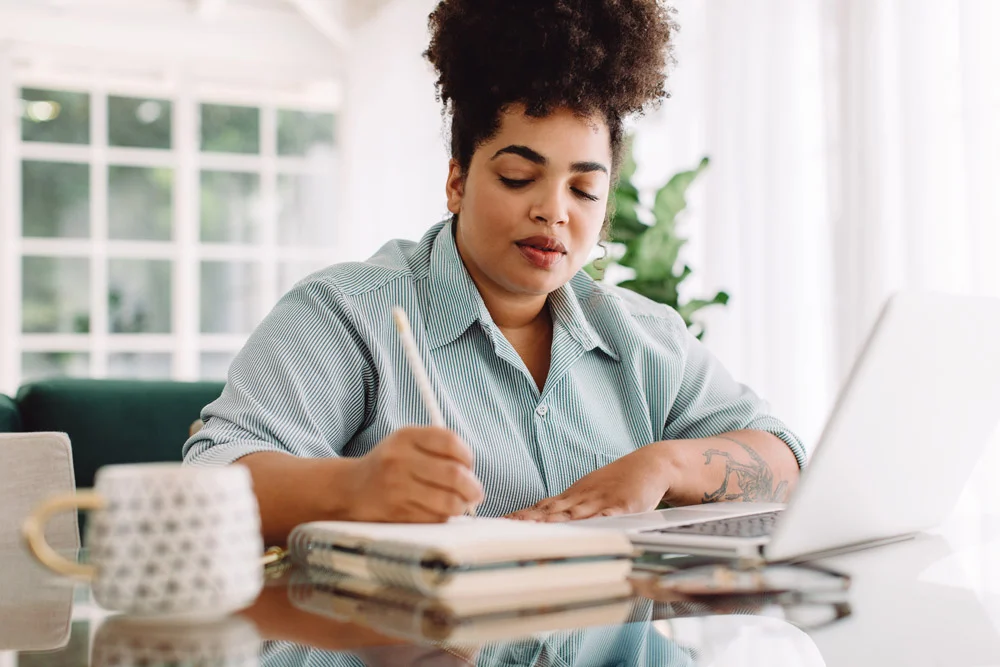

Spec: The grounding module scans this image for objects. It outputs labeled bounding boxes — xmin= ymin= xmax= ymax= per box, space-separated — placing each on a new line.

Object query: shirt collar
xmin=422 ymin=221 xmax=493 ymax=350
xmin=549 ymin=276 xmax=620 ymax=361
xmin=421 ymin=221 xmax=619 ymax=361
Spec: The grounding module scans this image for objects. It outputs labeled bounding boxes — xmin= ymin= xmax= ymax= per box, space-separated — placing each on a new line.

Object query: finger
xmin=408 ymin=483 xmax=470 ymax=518
xmin=595 ymin=507 xmax=628 ymax=517
xmin=514 ymin=505 xmax=566 ymax=522
xmin=407 ymin=427 xmax=475 ymax=467
xmin=410 ymin=463 xmax=483 ymax=504
xmin=507 ymin=493 xmax=568 ymax=519
xmin=532 ymin=495 xmax=575 ymax=516
xmin=391 ymin=499 xmax=449 ymax=524
xmin=552 ymin=501 xmax=605 ymax=521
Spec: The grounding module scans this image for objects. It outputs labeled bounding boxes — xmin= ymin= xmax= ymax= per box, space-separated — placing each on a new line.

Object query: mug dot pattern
xmin=86 ymin=469 xmax=264 ymax=616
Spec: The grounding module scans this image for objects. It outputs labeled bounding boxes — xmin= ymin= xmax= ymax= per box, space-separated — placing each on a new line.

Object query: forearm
xmin=238 ymin=451 xmax=359 ymax=546
xmin=653 ymin=430 xmax=801 ymax=506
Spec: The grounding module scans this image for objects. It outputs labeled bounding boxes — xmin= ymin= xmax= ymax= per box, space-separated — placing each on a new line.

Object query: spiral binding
xmin=287 ymin=527 xmax=454 ymax=595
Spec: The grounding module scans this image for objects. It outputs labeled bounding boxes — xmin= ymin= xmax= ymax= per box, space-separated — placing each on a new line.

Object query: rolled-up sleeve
xmin=660 ymin=311 xmax=807 ymax=468
xmin=182 ymin=278 xmax=374 ymax=466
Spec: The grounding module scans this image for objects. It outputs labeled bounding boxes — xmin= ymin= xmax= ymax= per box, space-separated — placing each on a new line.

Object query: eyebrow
xmin=491 ymin=144 xmax=608 ymax=175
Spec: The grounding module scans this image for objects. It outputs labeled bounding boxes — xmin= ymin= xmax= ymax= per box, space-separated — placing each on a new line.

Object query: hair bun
xmin=425 ymin=0 xmax=673 ymax=120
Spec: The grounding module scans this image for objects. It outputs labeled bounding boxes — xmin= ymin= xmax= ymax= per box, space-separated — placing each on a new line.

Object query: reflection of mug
xmin=92 ymin=614 xmax=261 ymax=667
xmin=23 ymin=463 xmax=264 ymax=618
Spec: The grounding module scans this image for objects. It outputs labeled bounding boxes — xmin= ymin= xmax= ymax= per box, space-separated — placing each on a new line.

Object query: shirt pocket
xmin=594 ymin=450 xmax=624 ymax=471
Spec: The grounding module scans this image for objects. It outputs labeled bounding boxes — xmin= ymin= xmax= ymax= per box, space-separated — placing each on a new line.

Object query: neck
xmin=479 ymin=289 xmax=550 ymax=330
xmin=452 ymin=231 xmax=550 ymax=329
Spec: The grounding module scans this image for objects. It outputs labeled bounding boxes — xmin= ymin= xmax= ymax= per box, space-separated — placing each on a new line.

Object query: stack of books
xmin=286 ymin=517 xmax=637 ymax=643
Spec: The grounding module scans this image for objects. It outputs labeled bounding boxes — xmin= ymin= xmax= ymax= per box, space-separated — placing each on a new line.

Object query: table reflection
xmin=14 ymin=517 xmax=1000 ymax=666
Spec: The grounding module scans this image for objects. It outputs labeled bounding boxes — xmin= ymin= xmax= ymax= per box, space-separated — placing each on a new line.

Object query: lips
xmin=515 ymin=236 xmax=567 ymax=270
xmin=515 ymin=236 xmax=568 ymax=254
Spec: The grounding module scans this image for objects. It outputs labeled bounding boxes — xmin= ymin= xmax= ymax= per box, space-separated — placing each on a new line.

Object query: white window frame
xmin=0 ymin=56 xmax=344 ymax=395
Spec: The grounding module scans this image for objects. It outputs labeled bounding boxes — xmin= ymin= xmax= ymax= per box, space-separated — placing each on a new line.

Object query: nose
xmin=529 ymin=184 xmax=569 ymax=226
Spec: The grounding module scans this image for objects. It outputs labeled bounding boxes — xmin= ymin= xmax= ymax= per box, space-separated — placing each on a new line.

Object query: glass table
xmin=5 ymin=503 xmax=1000 ymax=666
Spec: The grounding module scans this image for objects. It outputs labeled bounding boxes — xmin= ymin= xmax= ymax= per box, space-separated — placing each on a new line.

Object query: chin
xmin=507 ymin=276 xmax=567 ymax=296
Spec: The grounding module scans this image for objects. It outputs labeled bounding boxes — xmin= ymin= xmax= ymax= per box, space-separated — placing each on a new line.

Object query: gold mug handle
xmin=22 ymin=491 xmax=105 ymax=580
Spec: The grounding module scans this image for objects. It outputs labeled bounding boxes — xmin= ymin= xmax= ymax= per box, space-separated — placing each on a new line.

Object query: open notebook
xmin=288 ymin=517 xmax=635 ymax=598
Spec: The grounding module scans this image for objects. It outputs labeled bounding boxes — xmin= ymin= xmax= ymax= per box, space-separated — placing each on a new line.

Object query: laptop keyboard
xmin=643 ymin=510 xmax=783 ymax=539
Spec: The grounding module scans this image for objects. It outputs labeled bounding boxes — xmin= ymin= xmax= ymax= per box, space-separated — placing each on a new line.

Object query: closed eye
xmin=499 ymin=176 xmax=532 ymax=189
xmin=500 ymin=176 xmax=600 ymax=202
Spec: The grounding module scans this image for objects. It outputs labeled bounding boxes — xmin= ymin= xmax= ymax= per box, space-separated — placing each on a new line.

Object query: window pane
xmin=22 ymin=257 xmax=90 ymax=334
xmin=200 ymin=261 xmax=261 ymax=334
xmin=200 ymin=352 xmax=235 ymax=381
xmin=109 ymin=166 xmax=173 ymax=241
xmin=279 ymin=261 xmax=327 ymax=296
xmin=108 ymin=259 xmax=172 ymax=334
xmin=22 ymin=353 xmax=90 ymax=381
xmin=201 ymin=103 xmax=259 ymax=154
xmin=278 ymin=172 xmax=337 ymax=246
xmin=108 ymin=353 xmax=172 ymax=380
xmin=200 ymin=171 xmax=261 ymax=244
xmin=20 ymin=88 xmax=89 ymax=144
xmin=108 ymin=96 xmax=172 ymax=149
xmin=277 ymin=110 xmax=335 ymax=156
xmin=22 ymin=161 xmax=90 ymax=238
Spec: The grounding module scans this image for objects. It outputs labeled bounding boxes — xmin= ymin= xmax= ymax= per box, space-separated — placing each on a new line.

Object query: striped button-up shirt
xmin=183 ymin=221 xmax=805 ymax=516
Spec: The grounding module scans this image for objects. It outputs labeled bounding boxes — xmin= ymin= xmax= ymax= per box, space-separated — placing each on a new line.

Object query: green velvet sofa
xmin=0 ymin=378 xmax=224 ymax=489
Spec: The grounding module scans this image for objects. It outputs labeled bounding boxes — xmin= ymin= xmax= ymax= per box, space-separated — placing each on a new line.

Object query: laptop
xmin=578 ymin=291 xmax=1000 ymax=562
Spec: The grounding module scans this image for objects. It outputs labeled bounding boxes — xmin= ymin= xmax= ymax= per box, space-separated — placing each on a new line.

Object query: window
xmin=2 ymin=84 xmax=338 ymax=392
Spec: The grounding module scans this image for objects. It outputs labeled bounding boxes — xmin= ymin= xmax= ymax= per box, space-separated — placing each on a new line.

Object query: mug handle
xmin=22 ymin=491 xmax=106 ymax=579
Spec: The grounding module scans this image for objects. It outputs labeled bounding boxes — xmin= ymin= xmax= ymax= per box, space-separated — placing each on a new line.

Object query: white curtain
xmin=632 ymin=0 xmax=1000 ymax=448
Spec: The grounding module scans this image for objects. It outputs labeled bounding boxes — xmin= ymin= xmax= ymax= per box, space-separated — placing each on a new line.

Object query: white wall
xmin=628 ymin=0 xmax=836 ymax=445
xmin=339 ymin=0 xmax=450 ymax=260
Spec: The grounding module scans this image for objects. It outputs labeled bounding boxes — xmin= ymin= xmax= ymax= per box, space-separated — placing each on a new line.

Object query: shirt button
xmin=535 ymin=404 xmax=548 ymax=417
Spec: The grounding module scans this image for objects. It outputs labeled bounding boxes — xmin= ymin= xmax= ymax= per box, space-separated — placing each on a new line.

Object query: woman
xmin=184 ymin=0 xmax=805 ymax=544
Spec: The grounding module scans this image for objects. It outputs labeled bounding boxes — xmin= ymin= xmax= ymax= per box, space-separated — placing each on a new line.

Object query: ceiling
xmin=0 ymin=0 xmax=397 ymax=45
xmin=0 ymin=0 xmax=398 ymax=101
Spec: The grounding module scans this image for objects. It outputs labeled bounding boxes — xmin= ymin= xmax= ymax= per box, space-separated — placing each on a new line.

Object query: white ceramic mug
xmin=23 ymin=463 xmax=266 ymax=618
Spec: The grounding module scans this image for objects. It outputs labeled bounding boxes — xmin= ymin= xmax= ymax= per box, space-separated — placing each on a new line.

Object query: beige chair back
xmin=0 ymin=432 xmax=79 ymax=651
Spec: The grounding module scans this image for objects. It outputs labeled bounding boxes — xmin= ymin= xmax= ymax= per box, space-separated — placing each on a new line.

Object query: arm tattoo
xmin=701 ymin=436 xmax=789 ymax=503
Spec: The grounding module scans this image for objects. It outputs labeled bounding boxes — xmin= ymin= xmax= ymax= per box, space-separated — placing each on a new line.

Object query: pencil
xmin=391 ymin=306 xmax=478 ymax=517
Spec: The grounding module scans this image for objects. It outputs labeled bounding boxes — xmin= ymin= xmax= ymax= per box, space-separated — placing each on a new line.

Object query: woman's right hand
xmin=344 ymin=426 xmax=483 ymax=523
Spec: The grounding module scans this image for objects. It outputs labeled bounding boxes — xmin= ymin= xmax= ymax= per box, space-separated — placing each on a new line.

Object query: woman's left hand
xmin=506 ymin=444 xmax=672 ymax=522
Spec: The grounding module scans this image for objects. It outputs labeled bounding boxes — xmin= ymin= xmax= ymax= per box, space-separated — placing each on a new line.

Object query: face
xmin=446 ymin=105 xmax=612 ymax=304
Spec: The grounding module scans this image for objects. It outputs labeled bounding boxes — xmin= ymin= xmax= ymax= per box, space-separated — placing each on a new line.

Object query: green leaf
xmin=583 ymin=261 xmax=605 ymax=281
xmin=610 ymin=205 xmax=647 ymax=243
xmin=617 ymin=239 xmax=639 ymax=269
xmin=677 ymin=291 xmax=730 ymax=321
xmin=630 ymin=226 xmax=686 ymax=281
xmin=651 ymin=156 xmax=710 ymax=234
xmin=617 ymin=279 xmax=680 ymax=306
xmin=619 ymin=137 xmax=638 ymax=183
xmin=609 ymin=160 xmax=646 ymax=243
xmin=616 ymin=180 xmax=640 ymax=202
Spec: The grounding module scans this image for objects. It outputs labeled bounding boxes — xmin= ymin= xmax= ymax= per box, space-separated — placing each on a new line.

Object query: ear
xmin=445 ymin=159 xmax=465 ymax=216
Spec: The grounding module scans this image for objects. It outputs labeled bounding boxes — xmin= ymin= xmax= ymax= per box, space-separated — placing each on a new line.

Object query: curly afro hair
xmin=424 ymin=0 xmax=673 ymax=177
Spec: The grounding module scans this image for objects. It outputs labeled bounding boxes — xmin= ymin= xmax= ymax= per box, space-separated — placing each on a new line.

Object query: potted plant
xmin=586 ymin=145 xmax=728 ymax=339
